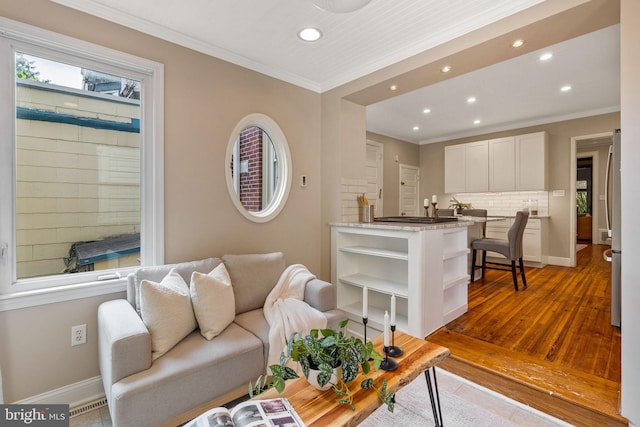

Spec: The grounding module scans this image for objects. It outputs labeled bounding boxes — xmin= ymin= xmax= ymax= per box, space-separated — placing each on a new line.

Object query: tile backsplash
xmin=341 ymin=178 xmax=368 ymax=222
xmin=451 ymin=191 xmax=549 ymax=216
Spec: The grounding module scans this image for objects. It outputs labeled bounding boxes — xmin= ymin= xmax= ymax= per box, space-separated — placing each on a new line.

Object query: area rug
xmin=576 ymin=244 xmax=588 ymax=252
xmin=359 ymin=369 xmax=569 ymax=427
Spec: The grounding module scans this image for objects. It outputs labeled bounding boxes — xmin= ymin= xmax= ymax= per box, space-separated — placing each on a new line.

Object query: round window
xmin=225 ymin=114 xmax=292 ymax=222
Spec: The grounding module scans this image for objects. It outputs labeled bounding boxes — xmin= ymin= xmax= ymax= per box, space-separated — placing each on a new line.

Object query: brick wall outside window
xmin=239 ymin=126 xmax=263 ymax=211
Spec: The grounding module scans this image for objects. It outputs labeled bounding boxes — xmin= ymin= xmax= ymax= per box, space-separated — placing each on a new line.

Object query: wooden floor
xmin=428 ymin=244 xmax=626 ymax=426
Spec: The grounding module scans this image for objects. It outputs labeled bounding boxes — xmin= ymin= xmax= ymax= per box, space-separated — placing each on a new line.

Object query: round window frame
xmin=225 ymin=113 xmax=292 ymax=223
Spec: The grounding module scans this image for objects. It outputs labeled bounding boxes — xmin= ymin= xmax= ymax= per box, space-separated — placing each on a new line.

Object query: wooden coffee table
xmin=259 ymin=331 xmax=450 ymax=426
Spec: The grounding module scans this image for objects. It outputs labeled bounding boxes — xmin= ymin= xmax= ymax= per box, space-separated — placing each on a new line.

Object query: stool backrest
xmin=462 ymin=209 xmax=487 ymax=236
xmin=508 ymin=210 xmax=529 ymax=259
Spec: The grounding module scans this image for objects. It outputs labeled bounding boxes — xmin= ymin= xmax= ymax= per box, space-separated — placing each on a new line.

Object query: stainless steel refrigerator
xmin=604 ymin=128 xmax=621 ymax=327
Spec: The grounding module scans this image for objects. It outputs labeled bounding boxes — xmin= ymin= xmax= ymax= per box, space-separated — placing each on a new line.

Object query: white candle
xmin=432 ymin=194 xmax=438 ymax=204
xmin=390 ymin=294 xmax=396 ymax=326
xmin=362 ymin=287 xmax=368 ymax=319
xmin=424 ymin=198 xmax=429 ymax=207
xmin=383 ymin=310 xmax=389 ymax=347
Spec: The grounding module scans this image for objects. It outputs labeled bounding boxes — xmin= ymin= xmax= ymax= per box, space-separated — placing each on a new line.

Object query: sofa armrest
xmin=98 ymin=299 xmax=151 ymax=399
xmin=304 ymin=278 xmax=336 ymax=313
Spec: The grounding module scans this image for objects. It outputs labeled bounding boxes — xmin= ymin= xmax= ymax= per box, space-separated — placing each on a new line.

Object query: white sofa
xmin=98 ymin=252 xmax=344 ymax=427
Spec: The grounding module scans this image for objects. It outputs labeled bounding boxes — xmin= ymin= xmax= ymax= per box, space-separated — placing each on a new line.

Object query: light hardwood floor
xmin=429 ymin=243 xmax=625 ymax=426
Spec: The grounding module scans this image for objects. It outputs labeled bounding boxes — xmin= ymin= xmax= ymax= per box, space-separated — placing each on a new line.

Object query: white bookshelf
xmin=331 ymin=224 xmax=469 ymax=339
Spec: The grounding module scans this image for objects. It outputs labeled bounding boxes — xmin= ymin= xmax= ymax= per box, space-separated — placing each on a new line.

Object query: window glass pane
xmin=15 ymin=53 xmax=141 ymax=279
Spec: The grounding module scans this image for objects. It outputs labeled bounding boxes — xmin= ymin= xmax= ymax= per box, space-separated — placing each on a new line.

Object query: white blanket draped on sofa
xmin=264 ymin=264 xmax=327 ymax=370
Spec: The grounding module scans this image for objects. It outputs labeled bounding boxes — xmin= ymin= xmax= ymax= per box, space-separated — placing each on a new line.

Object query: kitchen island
xmin=331 ymin=219 xmax=473 ymax=339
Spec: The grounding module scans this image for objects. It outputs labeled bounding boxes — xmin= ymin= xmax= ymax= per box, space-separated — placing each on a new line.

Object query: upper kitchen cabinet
xmin=444 ymin=140 xmax=488 ymax=193
xmin=489 ymin=136 xmax=516 ymax=192
xmin=515 ymin=131 xmax=548 ymax=191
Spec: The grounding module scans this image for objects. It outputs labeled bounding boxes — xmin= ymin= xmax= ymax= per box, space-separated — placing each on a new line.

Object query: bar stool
xmin=470 ymin=210 xmax=529 ymax=291
xmin=461 ymin=208 xmax=487 ymax=237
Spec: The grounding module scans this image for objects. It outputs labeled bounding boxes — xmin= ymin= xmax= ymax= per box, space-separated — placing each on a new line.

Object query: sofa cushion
xmin=139 ymin=269 xmax=197 ymax=360
xmin=190 ymin=263 xmax=235 ymax=340
xmin=128 ymin=258 xmax=222 ymax=313
xmin=233 ymin=308 xmax=270 ymax=370
xmin=222 ymin=252 xmax=286 ymax=315
xmin=110 ymin=324 xmax=263 ymax=427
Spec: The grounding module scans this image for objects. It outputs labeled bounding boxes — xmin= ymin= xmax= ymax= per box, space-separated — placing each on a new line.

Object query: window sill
xmin=0 ymin=278 xmax=127 ymax=312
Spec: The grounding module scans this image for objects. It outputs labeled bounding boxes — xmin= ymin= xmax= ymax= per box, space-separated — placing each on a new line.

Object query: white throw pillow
xmin=140 ymin=268 xmax=197 ymax=360
xmin=190 ymin=263 xmax=236 ymax=340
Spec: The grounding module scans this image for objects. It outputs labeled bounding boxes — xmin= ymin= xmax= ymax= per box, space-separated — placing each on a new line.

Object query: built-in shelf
xmin=338 ymin=274 xmax=408 ymax=298
xmin=339 ymin=246 xmax=408 ymax=260
xmin=332 ymin=224 xmax=469 ymax=338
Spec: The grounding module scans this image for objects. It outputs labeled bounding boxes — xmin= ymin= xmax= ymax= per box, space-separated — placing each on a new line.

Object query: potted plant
xmin=250 ymin=319 xmax=395 ymax=412
xmin=449 ymin=196 xmax=472 ymax=214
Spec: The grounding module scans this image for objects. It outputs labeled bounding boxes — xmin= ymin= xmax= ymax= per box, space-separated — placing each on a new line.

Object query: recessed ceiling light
xmin=473 ymin=119 xmax=481 ymax=125
xmin=540 ymin=53 xmax=553 ymax=61
xmin=423 ymin=108 xmax=431 ymax=114
xmin=389 ymin=84 xmax=398 ymax=91
xmin=561 ymin=85 xmax=572 ymax=92
xmin=467 ymin=96 xmax=477 ymax=103
xmin=298 ymin=27 xmax=322 ymax=42
xmin=441 ymin=65 xmax=451 ymax=73
xmin=412 ymin=126 xmax=420 ymax=131
xmin=512 ymin=39 xmax=525 ymax=48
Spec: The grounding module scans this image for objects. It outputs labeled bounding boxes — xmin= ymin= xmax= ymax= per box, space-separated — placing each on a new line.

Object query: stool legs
xmin=471 ymin=249 xmax=477 ymax=282
xmin=519 ymin=257 xmax=527 ymax=288
xmin=481 ymin=250 xmax=486 ymax=279
xmin=511 ymin=261 xmax=519 ymax=291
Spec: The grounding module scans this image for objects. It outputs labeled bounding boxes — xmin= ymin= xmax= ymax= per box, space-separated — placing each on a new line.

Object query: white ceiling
xmin=52 ymin=0 xmax=620 ymax=144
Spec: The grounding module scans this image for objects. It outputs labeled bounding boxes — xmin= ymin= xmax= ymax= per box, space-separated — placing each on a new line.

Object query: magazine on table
xmin=183 ymin=397 xmax=305 ymax=427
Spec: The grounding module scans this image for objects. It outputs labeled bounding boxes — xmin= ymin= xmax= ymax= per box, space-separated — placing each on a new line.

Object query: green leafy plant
xmin=449 ymin=196 xmax=472 ymax=211
xmin=249 ymin=319 xmax=395 ymax=412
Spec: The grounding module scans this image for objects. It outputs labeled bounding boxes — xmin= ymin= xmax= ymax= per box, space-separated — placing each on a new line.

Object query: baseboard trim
xmin=13 ymin=376 xmax=105 ymax=409
xmin=546 ymin=256 xmax=571 ymax=267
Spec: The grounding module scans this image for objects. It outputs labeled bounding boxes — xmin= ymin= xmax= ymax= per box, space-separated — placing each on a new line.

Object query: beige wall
xmin=366 ymin=132 xmax=419 ymax=217
xmin=0 ymin=0 xmax=321 ymax=402
xmin=1 ymin=0 xmax=633 ymax=411
xmin=419 ymin=113 xmax=620 ymax=259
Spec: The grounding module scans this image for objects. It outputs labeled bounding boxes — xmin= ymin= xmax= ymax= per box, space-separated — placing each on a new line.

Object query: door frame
xmin=366 ymin=140 xmax=384 ymax=216
xmin=570 ymin=131 xmax=612 ymax=267
xmin=576 ymin=151 xmax=600 ymax=244
xmin=398 ymin=163 xmax=420 ymax=216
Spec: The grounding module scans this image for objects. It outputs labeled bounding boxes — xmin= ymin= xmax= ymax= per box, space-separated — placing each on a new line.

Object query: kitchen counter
xmin=330 ymin=220 xmax=473 ymax=231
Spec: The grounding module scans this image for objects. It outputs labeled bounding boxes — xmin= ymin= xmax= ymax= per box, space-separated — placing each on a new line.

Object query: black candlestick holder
xmin=380 ymin=345 xmax=398 ymax=371
xmin=432 ymin=202 xmax=438 ymax=217
xmin=362 ymin=317 xmax=368 ymax=344
xmin=387 ymin=325 xmax=404 ymax=357
xmin=424 ymin=205 xmax=429 ymax=217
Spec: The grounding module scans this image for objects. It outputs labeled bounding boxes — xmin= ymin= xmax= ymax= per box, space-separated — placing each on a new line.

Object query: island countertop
xmin=330 ymin=220 xmax=474 ymax=231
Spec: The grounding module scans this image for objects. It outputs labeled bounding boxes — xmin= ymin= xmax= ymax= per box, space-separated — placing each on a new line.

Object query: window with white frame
xmin=0 ymin=18 xmax=164 ymax=298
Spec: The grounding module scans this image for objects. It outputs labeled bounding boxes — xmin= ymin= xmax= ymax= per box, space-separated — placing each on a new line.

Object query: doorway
xmin=576 ymin=155 xmax=594 ymax=245
xmin=366 ymin=140 xmax=383 ymax=217
xmin=398 ymin=164 xmax=419 ymax=216
xmin=569 ymin=132 xmax=612 ymax=267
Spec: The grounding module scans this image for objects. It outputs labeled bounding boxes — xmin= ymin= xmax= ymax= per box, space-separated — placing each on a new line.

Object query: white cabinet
xmin=515 ymin=132 xmax=548 ymax=190
xmin=483 ymin=218 xmax=545 ymax=264
xmin=444 ymin=144 xmax=466 ymax=193
xmin=489 ymin=137 xmax=515 ymax=192
xmin=331 ymin=224 xmax=469 ymax=339
xmin=446 ymin=131 xmax=548 ymax=194
xmin=444 ymin=140 xmax=488 ymax=193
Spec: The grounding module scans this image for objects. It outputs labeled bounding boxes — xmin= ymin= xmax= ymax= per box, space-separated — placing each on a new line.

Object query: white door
xmin=366 ymin=141 xmax=383 ymax=217
xmin=399 ymin=164 xmax=420 ymax=216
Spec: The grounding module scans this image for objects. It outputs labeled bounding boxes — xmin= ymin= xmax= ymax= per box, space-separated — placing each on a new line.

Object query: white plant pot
xmin=305 ymin=366 xmax=341 ymax=391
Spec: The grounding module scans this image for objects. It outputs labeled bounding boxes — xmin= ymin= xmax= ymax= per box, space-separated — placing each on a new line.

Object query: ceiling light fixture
xmin=540 ymin=53 xmax=553 ymax=61
xmin=413 ymin=126 xmax=420 ymax=131
xmin=441 ymin=65 xmax=451 ymax=73
xmin=313 ymin=0 xmax=371 ymax=13
xmin=423 ymin=108 xmax=431 ymax=114
xmin=467 ymin=96 xmax=477 ymax=103
xmin=473 ymin=119 xmax=481 ymax=124
xmin=389 ymin=84 xmax=398 ymax=91
xmin=561 ymin=85 xmax=572 ymax=92
xmin=298 ymin=27 xmax=322 ymax=42
xmin=512 ymin=39 xmax=525 ymax=48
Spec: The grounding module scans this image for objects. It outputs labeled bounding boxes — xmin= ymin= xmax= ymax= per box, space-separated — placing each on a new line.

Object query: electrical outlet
xmin=71 ymin=324 xmax=87 ymax=346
